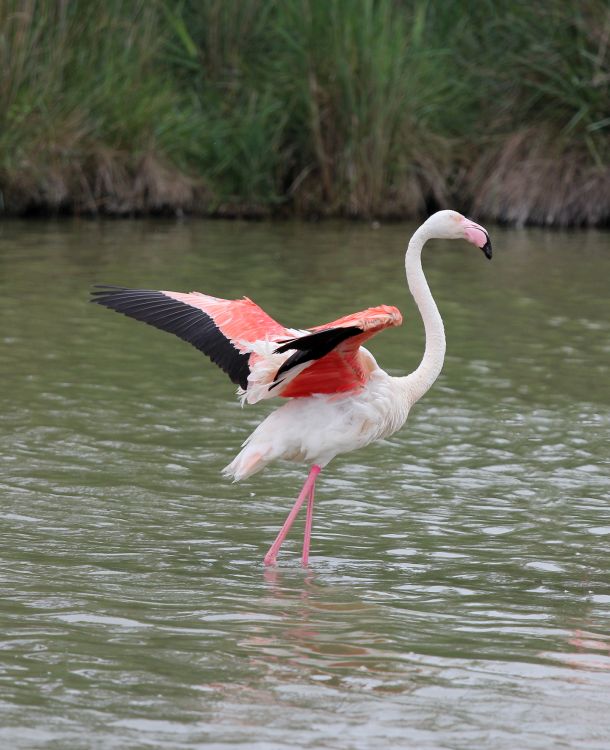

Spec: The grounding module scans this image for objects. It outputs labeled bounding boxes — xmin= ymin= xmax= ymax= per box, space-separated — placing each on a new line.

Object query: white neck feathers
xmin=402 ymin=225 xmax=446 ymax=404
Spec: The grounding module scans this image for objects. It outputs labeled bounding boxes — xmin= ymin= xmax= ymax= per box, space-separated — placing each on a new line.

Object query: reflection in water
xmin=564 ymin=630 xmax=610 ymax=672
xmin=540 ymin=622 xmax=610 ymax=674
xmin=0 ymin=219 xmax=609 ymax=749
xmin=206 ymin=565 xmax=426 ymax=737
xmin=246 ymin=568 xmax=423 ymax=692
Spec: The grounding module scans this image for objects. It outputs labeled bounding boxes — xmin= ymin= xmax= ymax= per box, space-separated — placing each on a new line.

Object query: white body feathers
xmin=224 ymin=364 xmax=413 ymax=480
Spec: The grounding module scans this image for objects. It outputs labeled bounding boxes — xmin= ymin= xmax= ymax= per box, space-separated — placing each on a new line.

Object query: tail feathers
xmin=223 ymin=448 xmax=270 ymax=482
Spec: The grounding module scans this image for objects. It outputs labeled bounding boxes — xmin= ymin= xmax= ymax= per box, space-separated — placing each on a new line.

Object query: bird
xmin=91 ymin=210 xmax=492 ymax=566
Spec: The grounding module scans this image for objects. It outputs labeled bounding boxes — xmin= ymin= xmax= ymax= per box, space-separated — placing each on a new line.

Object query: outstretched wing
xmin=273 ymin=305 xmax=403 ymax=398
xmin=90 ymin=286 xmax=289 ymax=389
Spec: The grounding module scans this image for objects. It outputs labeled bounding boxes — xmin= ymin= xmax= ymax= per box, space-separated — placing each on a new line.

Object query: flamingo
xmin=91 ymin=210 xmax=492 ymax=566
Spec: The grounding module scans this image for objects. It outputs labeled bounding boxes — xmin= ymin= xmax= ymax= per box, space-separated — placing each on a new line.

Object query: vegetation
xmin=0 ymin=0 xmax=608 ymax=226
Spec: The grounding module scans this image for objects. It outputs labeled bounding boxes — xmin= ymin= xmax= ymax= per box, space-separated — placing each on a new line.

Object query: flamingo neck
xmin=402 ymin=225 xmax=446 ymax=405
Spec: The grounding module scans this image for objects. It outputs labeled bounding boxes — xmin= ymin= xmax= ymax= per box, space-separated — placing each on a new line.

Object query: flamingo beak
xmin=481 ymin=235 xmax=492 ymax=260
xmin=463 ymin=220 xmax=492 ymax=260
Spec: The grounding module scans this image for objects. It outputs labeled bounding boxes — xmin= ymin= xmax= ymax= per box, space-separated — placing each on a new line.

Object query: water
xmin=1 ymin=218 xmax=609 ymax=749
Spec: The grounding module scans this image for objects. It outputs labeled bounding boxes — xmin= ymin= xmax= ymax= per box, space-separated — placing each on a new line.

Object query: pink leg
xmin=263 ymin=465 xmax=321 ymax=566
xmin=301 ymin=477 xmax=317 ymax=567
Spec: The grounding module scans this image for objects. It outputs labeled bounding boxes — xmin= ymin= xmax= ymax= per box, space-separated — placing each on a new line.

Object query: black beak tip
xmin=482 ymin=238 xmax=492 ymax=260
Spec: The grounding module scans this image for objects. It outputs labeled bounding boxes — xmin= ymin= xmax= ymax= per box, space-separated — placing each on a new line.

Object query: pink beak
xmin=463 ymin=218 xmax=492 ymax=259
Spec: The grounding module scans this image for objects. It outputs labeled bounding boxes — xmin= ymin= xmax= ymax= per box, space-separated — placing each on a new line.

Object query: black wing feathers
xmin=91 ymin=286 xmax=250 ymax=389
xmin=273 ymin=326 xmax=362 ymax=382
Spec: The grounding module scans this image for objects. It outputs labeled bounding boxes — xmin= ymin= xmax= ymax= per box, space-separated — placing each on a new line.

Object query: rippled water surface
xmin=1 ymin=219 xmax=609 ymax=749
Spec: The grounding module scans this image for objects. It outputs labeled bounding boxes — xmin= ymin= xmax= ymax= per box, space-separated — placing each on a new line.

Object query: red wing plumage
xmin=92 ymin=285 xmax=402 ymax=399
xmin=310 ymin=305 xmax=403 ymax=335
xmin=277 ymin=305 xmax=403 ymax=398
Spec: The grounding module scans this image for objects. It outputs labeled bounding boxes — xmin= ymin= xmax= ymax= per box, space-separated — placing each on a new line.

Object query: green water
xmin=1 ymin=219 xmax=609 ymax=749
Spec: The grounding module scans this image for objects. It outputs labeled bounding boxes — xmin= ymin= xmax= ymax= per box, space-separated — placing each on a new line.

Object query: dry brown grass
xmin=467 ymin=129 xmax=610 ymax=227
xmin=1 ymin=145 xmax=200 ymax=216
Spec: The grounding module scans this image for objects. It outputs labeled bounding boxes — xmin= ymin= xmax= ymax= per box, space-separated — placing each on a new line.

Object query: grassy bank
xmin=0 ymin=0 xmax=608 ymax=226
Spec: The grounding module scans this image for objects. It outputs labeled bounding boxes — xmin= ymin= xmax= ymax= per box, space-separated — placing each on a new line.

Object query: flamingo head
xmin=424 ymin=210 xmax=492 ymax=259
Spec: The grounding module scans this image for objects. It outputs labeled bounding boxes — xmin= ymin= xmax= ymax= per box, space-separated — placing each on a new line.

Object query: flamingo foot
xmin=263 ymin=465 xmax=321 ymax=566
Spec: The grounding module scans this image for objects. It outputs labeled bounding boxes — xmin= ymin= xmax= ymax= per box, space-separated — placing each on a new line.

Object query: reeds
xmin=0 ymin=0 xmax=607 ymax=225
xmin=0 ymin=0 xmax=197 ymax=215
xmin=462 ymin=1 xmax=610 ymax=227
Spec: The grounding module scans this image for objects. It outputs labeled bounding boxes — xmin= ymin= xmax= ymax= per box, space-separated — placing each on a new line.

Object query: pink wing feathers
xmin=91 ymin=286 xmax=290 ymax=389
xmin=161 ymin=291 xmax=288 ymax=350
xmin=91 ymin=286 xmax=402 ymax=398
xmin=275 ymin=305 xmax=402 ymax=397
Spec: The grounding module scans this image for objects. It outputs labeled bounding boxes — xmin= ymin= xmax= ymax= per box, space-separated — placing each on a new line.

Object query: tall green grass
xmin=0 ymin=0 xmax=195 ymax=214
xmin=164 ymin=0 xmax=473 ymax=216
xmin=0 ymin=0 xmax=607 ymax=225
